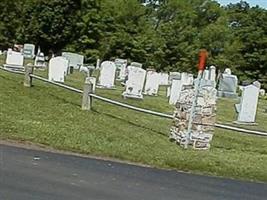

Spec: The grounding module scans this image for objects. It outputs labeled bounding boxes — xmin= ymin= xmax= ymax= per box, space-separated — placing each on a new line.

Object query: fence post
xmin=24 ymin=65 xmax=34 ymax=87
xmin=82 ymin=78 xmax=93 ymax=110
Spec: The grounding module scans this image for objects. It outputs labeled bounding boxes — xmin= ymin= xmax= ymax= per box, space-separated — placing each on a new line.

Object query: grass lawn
xmin=0 ymin=58 xmax=267 ymax=182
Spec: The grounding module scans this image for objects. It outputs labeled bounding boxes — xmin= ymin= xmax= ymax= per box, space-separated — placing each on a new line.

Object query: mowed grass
xmin=0 ymin=60 xmax=267 ymax=182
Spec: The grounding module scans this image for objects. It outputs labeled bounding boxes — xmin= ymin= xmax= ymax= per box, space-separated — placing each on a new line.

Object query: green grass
xmin=0 ymin=61 xmax=267 ymax=182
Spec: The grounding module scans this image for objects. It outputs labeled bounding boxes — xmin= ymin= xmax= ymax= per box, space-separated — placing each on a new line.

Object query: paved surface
xmin=0 ymin=144 xmax=266 ymax=200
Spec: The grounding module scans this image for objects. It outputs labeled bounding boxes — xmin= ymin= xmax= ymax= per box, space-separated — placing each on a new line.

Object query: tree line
xmin=0 ymin=0 xmax=266 ymax=88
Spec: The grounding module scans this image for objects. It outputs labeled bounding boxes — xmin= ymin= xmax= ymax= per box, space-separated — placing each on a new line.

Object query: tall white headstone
xmin=158 ymin=73 xmax=169 ymax=85
xmin=122 ymin=66 xmax=146 ymax=99
xmin=235 ymin=81 xmax=260 ymax=124
xmin=98 ymin=61 xmax=116 ymax=88
xmin=144 ymin=70 xmax=160 ymax=96
xmin=48 ymin=57 xmax=69 ymax=83
xmin=209 ymin=66 xmax=216 ymax=81
xmin=169 ymin=79 xmax=183 ymax=105
xmin=167 ymin=72 xmax=181 ymax=97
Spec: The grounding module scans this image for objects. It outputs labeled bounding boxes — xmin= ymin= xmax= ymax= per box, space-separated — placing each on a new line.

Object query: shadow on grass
xmin=92 ymin=108 xmax=168 ymax=137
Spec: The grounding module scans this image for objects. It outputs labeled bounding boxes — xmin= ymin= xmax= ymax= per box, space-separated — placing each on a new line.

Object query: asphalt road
xmin=0 ymin=144 xmax=266 ymax=200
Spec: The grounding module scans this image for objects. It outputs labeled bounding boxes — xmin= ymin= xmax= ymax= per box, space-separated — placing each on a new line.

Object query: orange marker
xmin=198 ymin=49 xmax=208 ymax=71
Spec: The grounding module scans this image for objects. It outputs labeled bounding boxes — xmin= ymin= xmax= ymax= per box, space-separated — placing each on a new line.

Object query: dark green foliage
xmin=0 ymin=0 xmax=266 ymax=87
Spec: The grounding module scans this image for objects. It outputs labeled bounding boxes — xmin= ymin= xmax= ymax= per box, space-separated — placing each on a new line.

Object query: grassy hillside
xmin=0 ymin=65 xmax=267 ymax=182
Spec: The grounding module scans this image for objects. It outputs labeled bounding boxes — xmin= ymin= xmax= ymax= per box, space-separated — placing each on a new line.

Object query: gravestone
xmin=217 ymin=73 xmax=238 ymax=98
xmin=96 ymin=59 xmax=100 ymax=69
xmin=48 ymin=57 xmax=69 ymax=83
xmin=97 ymin=61 xmax=116 ymax=89
xmin=115 ymin=58 xmax=128 ymax=81
xmin=203 ymin=70 xmax=210 ymax=80
xmin=167 ymin=72 xmax=181 ymax=97
xmin=144 ymin=70 xmax=160 ymax=96
xmin=34 ymin=52 xmax=46 ymax=68
xmin=259 ymin=89 xmax=266 ymax=96
xmin=224 ymin=68 xmax=231 ymax=75
xmin=4 ymin=49 xmax=24 ymax=69
xmin=169 ymin=72 xmax=181 ymax=82
xmin=209 ymin=66 xmax=216 ymax=82
xmin=169 ymin=79 xmax=183 ymax=105
xmin=187 ymin=74 xmax=194 ymax=85
xmin=122 ymin=66 xmax=146 ymax=99
xmin=23 ymin=44 xmax=35 ymax=59
xmin=130 ymin=62 xmax=142 ymax=68
xmin=235 ymin=81 xmax=261 ymax=124
xmin=158 ymin=73 xmax=169 ymax=85
xmin=62 ymin=52 xmax=84 ymax=70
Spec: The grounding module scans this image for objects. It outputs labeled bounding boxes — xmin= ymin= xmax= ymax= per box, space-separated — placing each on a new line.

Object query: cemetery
xmin=0 ymin=52 xmax=267 ymax=182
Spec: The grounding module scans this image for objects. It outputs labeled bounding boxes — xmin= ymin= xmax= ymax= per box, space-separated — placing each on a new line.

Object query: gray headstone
xmin=217 ymin=74 xmax=238 ymax=98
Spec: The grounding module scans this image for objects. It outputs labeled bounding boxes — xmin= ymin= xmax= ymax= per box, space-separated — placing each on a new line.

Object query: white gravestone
xmin=187 ymin=74 xmax=194 ymax=85
xmin=96 ymin=59 xmax=100 ymax=69
xmin=115 ymin=59 xmax=128 ymax=81
xmin=122 ymin=67 xmax=146 ymax=99
xmin=144 ymin=70 xmax=160 ymax=96
xmin=130 ymin=62 xmax=142 ymax=68
xmin=209 ymin=66 xmax=216 ymax=81
xmin=158 ymin=73 xmax=169 ymax=85
xmin=169 ymin=79 xmax=183 ymax=105
xmin=224 ymin=68 xmax=231 ymax=75
xmin=259 ymin=89 xmax=265 ymax=96
xmin=48 ymin=57 xmax=69 ymax=83
xmin=34 ymin=52 xmax=46 ymax=68
xmin=167 ymin=72 xmax=181 ymax=97
xmin=62 ymin=52 xmax=84 ymax=70
xmin=203 ymin=70 xmax=210 ymax=80
xmin=5 ymin=49 xmax=24 ymax=68
xmin=98 ymin=61 xmax=116 ymax=89
xmin=235 ymin=81 xmax=260 ymax=124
